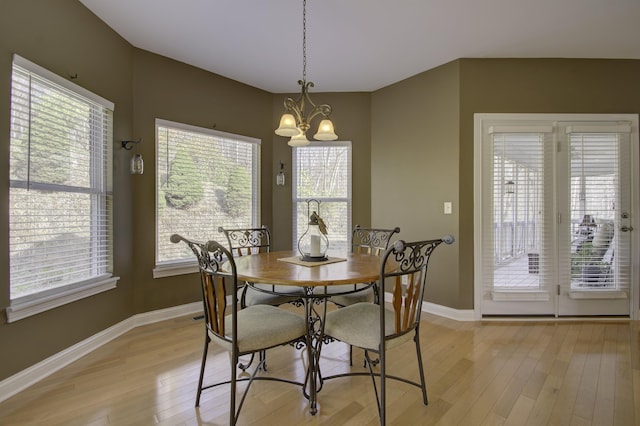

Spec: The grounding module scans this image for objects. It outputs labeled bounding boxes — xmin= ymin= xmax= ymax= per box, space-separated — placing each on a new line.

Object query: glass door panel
xmin=558 ymin=130 xmax=631 ymax=316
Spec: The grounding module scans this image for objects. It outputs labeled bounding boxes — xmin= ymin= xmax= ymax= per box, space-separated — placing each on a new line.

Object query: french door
xmin=475 ymin=114 xmax=638 ymax=317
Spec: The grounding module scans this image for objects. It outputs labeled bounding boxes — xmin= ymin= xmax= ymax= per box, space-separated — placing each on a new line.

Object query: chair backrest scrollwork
xmin=219 ymin=226 xmax=271 ymax=257
xmin=170 ymin=234 xmax=237 ymax=343
xmin=380 ymin=235 xmax=455 ymax=335
xmin=351 ymin=225 xmax=401 ymax=256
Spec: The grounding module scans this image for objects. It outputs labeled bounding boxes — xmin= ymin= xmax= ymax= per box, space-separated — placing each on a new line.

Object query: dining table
xmin=232 ymin=249 xmax=389 ymax=415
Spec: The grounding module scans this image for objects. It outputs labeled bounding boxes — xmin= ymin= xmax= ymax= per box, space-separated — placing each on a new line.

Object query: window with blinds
xmin=292 ymin=142 xmax=352 ymax=255
xmin=9 ymin=55 xmax=114 ymax=305
xmin=564 ymin=125 xmax=631 ymax=293
xmin=155 ymin=119 xmax=260 ymax=268
xmin=485 ymin=127 xmax=555 ymax=305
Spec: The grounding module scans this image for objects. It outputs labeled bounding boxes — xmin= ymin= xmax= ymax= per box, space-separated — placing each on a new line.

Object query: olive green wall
xmin=270 ymin=92 xmax=372 ymax=251
xmin=0 ymin=0 xmax=134 ymax=380
xmin=457 ymin=58 xmax=640 ymax=310
xmin=371 ymin=61 xmax=461 ymax=308
xmin=2 ymin=0 xmax=639 ymax=385
xmin=130 ymin=49 xmax=274 ymax=312
xmin=0 ymin=0 xmax=371 ymax=381
xmin=372 ymin=58 xmax=640 ymax=310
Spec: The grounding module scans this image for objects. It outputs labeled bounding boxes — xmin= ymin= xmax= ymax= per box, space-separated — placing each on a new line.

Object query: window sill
xmin=6 ymin=276 xmax=119 ymax=323
xmin=153 ymin=262 xmax=198 ymax=278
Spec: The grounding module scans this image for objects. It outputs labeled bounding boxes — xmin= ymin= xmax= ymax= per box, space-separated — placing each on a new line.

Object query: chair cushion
xmin=324 ymin=302 xmax=414 ymax=351
xmin=326 ymin=284 xmax=375 ymax=306
xmin=244 ymin=284 xmax=303 ymax=306
xmin=210 ymin=304 xmax=306 ymax=353
xmin=592 ymin=221 xmax=614 ymax=249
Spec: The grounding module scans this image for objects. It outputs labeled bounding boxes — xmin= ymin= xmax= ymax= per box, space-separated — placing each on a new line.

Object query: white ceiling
xmin=79 ymin=0 xmax=640 ymax=93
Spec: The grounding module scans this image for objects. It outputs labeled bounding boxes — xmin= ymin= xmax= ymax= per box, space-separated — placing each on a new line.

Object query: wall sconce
xmin=277 ymin=161 xmax=285 ymax=186
xmin=122 ymin=138 xmax=143 ymax=175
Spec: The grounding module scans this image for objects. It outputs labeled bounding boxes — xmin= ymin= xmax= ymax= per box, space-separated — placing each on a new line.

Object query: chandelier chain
xmin=302 ymin=0 xmax=307 ymax=82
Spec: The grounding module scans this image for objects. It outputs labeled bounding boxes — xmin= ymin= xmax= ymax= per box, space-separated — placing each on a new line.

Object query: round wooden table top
xmin=232 ymin=250 xmax=384 ymax=287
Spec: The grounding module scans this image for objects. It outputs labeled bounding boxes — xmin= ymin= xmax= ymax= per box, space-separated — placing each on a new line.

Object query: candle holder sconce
xmin=298 ymin=199 xmax=329 ymax=261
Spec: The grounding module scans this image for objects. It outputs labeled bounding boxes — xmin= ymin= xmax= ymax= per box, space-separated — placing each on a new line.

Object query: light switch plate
xmin=444 ymin=202 xmax=452 ymax=214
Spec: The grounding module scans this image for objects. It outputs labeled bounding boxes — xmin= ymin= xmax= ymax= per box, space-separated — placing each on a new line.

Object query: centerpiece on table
xmin=298 ymin=199 xmax=329 ymax=262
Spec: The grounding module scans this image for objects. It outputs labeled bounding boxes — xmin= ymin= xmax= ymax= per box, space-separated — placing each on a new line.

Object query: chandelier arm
xmin=284 ymin=97 xmax=304 ymax=124
xmin=306 ymin=104 xmax=332 ymax=122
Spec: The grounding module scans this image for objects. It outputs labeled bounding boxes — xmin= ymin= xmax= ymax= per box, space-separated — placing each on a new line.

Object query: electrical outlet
xmin=401 ymin=275 xmax=408 ymax=285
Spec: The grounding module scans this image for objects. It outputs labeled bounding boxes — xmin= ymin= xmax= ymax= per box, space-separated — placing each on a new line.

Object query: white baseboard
xmin=383 ymin=292 xmax=475 ymax=322
xmin=0 ymin=302 xmax=202 ymax=404
xmin=0 ymin=295 xmax=471 ymax=404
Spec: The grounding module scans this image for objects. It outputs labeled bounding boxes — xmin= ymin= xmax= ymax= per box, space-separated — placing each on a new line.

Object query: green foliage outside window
xmin=164 ymin=149 xmax=204 ymax=209
xmin=224 ymin=165 xmax=251 ymax=217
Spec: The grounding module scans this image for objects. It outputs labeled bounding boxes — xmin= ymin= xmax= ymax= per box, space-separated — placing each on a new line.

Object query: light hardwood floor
xmin=1 ymin=310 xmax=638 ymax=425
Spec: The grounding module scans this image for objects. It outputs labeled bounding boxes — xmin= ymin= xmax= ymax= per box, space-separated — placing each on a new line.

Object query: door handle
xmin=620 ymin=226 xmax=633 ymax=232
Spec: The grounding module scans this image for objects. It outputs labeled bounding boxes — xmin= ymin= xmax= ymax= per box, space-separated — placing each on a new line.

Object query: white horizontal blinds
xmin=156 ymin=120 xmax=260 ymax=265
xmin=486 ymin=128 xmax=552 ymax=295
xmin=293 ymin=142 xmax=352 ymax=255
xmin=565 ymin=124 xmax=631 ymax=291
xmin=9 ymin=58 xmax=113 ymax=300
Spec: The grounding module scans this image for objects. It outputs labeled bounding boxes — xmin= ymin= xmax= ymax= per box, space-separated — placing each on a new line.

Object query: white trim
xmin=473 ymin=115 xmax=485 ymax=320
xmin=155 ymin=118 xmax=260 ymax=145
xmin=153 ymin=263 xmax=199 ymax=279
xmin=568 ymin=290 xmax=628 ymax=300
xmin=13 ymin=54 xmax=114 ymax=110
xmin=384 ymin=292 xmax=475 ymax=322
xmin=491 ymin=290 xmax=551 ymax=302
xmin=488 ymin=125 xmax=554 ymax=134
xmin=6 ymin=277 xmax=120 ymax=323
xmin=0 ymin=302 xmax=202 ymax=404
xmin=566 ymin=124 xmax=632 ymax=134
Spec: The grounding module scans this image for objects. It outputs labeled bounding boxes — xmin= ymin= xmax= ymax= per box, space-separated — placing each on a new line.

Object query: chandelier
xmin=275 ymin=0 xmax=338 ymax=146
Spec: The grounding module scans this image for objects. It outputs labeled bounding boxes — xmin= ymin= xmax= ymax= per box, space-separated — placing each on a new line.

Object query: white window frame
xmin=7 ymin=55 xmax=117 ymax=322
xmin=153 ymin=119 xmax=261 ymax=278
xmin=292 ymin=141 xmax=352 ymax=255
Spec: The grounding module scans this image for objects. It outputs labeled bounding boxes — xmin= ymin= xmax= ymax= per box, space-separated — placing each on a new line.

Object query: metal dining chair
xmin=170 ymin=234 xmax=306 ymax=425
xmin=328 ymin=225 xmax=400 ymax=307
xmin=322 ymin=235 xmax=455 ymax=425
xmin=322 ymin=225 xmax=400 ymax=366
xmin=219 ymin=226 xmax=303 ymax=370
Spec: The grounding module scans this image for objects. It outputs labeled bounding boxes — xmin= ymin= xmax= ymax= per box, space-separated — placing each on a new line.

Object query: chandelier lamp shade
xmin=275 ymin=0 xmax=338 ymax=146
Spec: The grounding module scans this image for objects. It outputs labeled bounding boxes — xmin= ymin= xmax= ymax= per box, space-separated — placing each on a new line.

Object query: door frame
xmin=473 ymin=113 xmax=639 ymax=320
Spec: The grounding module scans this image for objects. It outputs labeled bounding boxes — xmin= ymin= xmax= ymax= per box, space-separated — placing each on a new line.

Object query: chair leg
xmin=195 ymin=332 xmax=210 ymax=407
xmin=414 ymin=331 xmax=428 ymax=405
xmin=364 ymin=350 xmax=381 ymax=410
xmin=237 ymin=353 xmax=255 ymax=371
xmin=260 ymin=349 xmax=267 ymax=371
xmin=379 ymin=347 xmax=386 ymax=426
xmin=349 ymin=345 xmax=353 ymax=366
xmin=230 ymin=352 xmax=238 ymax=425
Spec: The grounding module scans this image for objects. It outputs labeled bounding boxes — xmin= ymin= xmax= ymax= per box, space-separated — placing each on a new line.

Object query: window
xmin=8 ymin=55 xmax=115 ymax=321
xmin=292 ymin=141 xmax=352 ymax=255
xmin=155 ymin=119 xmax=260 ymax=276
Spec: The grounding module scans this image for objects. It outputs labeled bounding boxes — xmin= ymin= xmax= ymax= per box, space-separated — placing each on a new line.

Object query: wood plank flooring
xmin=0 ymin=311 xmax=638 ymax=425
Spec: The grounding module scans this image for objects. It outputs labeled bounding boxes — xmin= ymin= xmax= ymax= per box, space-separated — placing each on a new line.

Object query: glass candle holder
xmin=298 ymin=199 xmax=329 ymax=261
